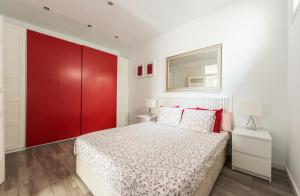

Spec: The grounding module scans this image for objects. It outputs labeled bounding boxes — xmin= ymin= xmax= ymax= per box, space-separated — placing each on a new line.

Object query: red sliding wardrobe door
xmin=27 ymin=30 xmax=82 ymax=147
xmin=81 ymin=46 xmax=117 ymax=134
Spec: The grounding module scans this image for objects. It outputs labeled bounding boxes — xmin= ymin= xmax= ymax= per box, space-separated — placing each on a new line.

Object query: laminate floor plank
xmin=0 ymin=140 xmax=296 ymax=196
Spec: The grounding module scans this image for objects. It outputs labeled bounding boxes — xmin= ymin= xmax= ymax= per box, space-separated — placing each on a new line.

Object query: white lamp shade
xmin=146 ymin=99 xmax=156 ymax=108
xmin=241 ymin=101 xmax=263 ymax=117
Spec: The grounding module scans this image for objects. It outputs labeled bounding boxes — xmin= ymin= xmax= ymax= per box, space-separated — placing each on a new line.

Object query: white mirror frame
xmin=166 ymin=44 xmax=222 ymax=92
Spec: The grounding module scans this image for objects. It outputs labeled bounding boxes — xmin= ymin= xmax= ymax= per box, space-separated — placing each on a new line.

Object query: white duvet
xmin=74 ymin=122 xmax=229 ymax=196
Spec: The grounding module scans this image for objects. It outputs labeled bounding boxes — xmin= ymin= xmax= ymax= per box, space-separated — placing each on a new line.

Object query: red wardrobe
xmin=81 ymin=46 xmax=117 ymax=134
xmin=26 ymin=30 xmax=117 ymax=147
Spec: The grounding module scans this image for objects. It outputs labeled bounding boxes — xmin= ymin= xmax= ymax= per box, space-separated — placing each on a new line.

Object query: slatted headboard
xmin=159 ymin=94 xmax=233 ymax=112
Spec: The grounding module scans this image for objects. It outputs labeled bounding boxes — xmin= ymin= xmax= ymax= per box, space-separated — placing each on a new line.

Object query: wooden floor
xmin=0 ymin=140 xmax=296 ymax=196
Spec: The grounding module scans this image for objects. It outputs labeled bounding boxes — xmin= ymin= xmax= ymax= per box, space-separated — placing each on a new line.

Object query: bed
xmin=75 ymin=94 xmax=232 ymax=196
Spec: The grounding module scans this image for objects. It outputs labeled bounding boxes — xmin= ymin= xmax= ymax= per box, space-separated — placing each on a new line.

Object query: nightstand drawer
xmin=232 ymin=134 xmax=271 ymax=159
xmin=232 ymin=151 xmax=271 ymax=178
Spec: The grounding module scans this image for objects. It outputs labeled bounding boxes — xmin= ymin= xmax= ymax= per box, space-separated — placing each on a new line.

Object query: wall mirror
xmin=166 ymin=44 xmax=222 ymax=91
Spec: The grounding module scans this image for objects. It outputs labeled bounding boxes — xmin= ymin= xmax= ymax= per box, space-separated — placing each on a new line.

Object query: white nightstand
xmin=136 ymin=114 xmax=157 ymax=123
xmin=232 ymin=127 xmax=272 ymax=181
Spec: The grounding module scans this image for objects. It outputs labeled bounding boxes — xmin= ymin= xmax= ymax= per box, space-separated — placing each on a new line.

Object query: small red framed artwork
xmin=145 ymin=62 xmax=155 ymax=77
xmin=136 ymin=64 xmax=144 ymax=78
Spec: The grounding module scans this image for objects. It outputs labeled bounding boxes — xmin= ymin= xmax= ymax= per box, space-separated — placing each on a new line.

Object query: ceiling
xmin=0 ymin=0 xmax=237 ymax=55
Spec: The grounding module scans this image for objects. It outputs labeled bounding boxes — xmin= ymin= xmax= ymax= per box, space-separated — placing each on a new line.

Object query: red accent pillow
xmin=188 ymin=107 xmax=223 ymax=133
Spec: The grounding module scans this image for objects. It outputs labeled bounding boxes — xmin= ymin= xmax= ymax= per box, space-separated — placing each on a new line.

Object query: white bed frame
xmin=76 ymin=94 xmax=233 ymax=196
xmin=159 ymin=93 xmax=233 ymax=112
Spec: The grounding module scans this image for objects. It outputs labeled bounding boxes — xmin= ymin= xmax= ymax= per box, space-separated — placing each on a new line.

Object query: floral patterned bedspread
xmin=74 ymin=122 xmax=229 ymax=196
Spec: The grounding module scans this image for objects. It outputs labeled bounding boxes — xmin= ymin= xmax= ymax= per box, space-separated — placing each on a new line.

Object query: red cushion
xmin=189 ymin=107 xmax=223 ymax=133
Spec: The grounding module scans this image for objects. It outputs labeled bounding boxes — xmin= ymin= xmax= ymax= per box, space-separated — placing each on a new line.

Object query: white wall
xmin=1 ymin=15 xmax=129 ymax=152
xmin=287 ymin=0 xmax=300 ymax=194
xmin=129 ymin=0 xmax=288 ymax=167
xmin=0 ymin=15 xmax=5 ymax=184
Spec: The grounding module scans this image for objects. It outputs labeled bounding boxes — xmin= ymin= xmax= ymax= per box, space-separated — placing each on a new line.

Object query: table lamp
xmin=241 ymin=101 xmax=263 ymax=130
xmin=146 ymin=99 xmax=156 ymax=115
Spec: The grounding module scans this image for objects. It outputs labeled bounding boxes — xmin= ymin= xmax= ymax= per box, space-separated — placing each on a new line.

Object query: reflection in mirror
xmin=167 ymin=44 xmax=222 ymax=91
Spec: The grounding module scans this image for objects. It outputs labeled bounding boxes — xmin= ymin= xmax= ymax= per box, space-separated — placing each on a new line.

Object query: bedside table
xmin=232 ymin=127 xmax=272 ymax=181
xmin=136 ymin=115 xmax=157 ymax=123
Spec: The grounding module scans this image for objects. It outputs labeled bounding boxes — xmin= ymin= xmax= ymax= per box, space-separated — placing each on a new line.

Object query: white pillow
xmin=157 ymin=107 xmax=183 ymax=127
xmin=179 ymin=109 xmax=216 ymax=133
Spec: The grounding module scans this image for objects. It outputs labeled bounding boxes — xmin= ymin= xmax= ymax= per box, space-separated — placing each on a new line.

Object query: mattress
xmin=74 ymin=122 xmax=229 ymax=196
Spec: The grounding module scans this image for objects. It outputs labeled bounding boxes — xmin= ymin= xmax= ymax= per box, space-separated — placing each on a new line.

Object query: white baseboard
xmin=272 ymin=163 xmax=286 ymax=171
xmin=286 ymin=166 xmax=300 ymax=196
xmin=245 ymin=162 xmax=298 ymax=195
xmin=5 ymin=147 xmax=25 ymax=154
xmin=5 ymin=137 xmax=77 ymax=154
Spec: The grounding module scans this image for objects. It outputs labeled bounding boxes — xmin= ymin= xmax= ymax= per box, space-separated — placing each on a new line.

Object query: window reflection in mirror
xmin=167 ymin=44 xmax=222 ymax=91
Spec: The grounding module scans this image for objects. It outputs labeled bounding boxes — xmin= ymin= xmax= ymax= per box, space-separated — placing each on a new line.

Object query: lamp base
xmin=148 ymin=108 xmax=154 ymax=116
xmin=246 ymin=116 xmax=257 ymax=130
